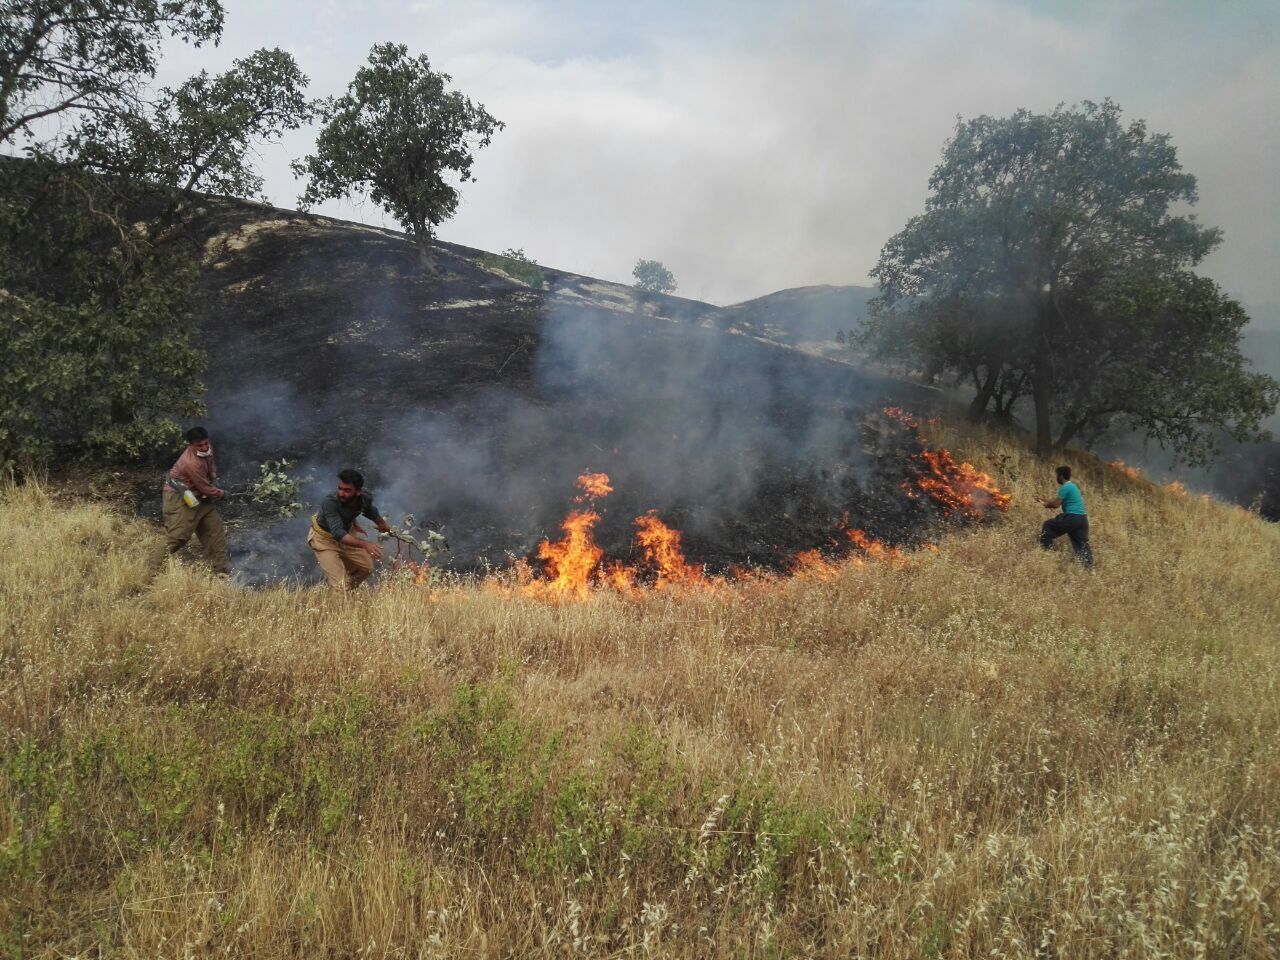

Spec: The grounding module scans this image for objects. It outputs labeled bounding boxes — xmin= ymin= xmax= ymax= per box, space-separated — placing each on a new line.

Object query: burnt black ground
xmin=157 ymin=200 xmax=964 ymax=581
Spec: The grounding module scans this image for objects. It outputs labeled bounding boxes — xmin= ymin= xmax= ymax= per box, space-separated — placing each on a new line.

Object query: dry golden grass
xmin=2 ymin=421 xmax=1279 ymax=958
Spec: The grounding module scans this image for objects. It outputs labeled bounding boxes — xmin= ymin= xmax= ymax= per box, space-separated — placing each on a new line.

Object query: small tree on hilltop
xmin=294 ymin=43 xmax=503 ymax=267
xmin=632 ymin=259 xmax=677 ymax=294
xmin=866 ymin=99 xmax=1278 ymax=463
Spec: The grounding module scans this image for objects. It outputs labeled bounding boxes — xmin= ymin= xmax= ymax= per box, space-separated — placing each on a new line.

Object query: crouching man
xmin=1035 ymin=465 xmax=1094 ymax=569
xmin=308 ymin=468 xmax=392 ymax=591
xmin=157 ymin=425 xmax=230 ymax=575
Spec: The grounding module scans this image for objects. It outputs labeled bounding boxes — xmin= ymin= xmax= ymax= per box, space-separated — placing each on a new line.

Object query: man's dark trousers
xmin=1041 ymin=513 xmax=1093 ymax=568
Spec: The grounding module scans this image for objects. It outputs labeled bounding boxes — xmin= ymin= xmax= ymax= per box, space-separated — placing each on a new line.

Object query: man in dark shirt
xmin=308 ymin=468 xmax=392 ymax=591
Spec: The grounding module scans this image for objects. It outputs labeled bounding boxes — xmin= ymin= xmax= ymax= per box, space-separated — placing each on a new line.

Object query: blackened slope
xmin=185 ymin=200 xmax=940 ymax=576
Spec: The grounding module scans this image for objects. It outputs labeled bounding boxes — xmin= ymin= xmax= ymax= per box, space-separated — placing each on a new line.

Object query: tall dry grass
xmin=2 ymin=422 xmax=1278 ymax=958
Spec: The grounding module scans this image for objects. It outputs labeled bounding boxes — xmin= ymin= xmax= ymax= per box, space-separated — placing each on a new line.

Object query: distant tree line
xmin=0 ymin=1 xmax=503 ymax=472
xmin=864 ymin=100 xmax=1279 ymax=465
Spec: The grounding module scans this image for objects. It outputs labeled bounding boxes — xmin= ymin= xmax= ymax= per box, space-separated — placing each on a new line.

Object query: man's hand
xmin=376 ymin=520 xmax=392 ymax=534
xmin=212 ymin=488 xmax=227 ymax=500
xmin=364 ymin=540 xmax=383 ymax=562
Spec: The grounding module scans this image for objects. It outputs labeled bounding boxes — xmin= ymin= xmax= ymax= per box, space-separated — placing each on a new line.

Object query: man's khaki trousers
xmin=158 ymin=488 xmax=230 ymax=574
xmin=308 ymin=528 xmax=374 ymax=590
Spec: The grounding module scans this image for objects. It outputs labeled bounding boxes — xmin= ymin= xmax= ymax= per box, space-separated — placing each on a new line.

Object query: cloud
xmin=158 ymin=0 xmax=1279 ymax=305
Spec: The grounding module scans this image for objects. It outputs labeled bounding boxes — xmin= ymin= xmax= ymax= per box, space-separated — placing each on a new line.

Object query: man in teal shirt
xmin=1035 ymin=465 xmax=1094 ymax=569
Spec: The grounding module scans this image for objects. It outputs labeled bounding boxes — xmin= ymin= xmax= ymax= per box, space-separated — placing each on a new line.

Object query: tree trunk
xmin=1056 ymin=421 xmax=1081 ymax=449
xmin=968 ymin=366 xmax=999 ymax=422
xmin=1032 ymin=305 xmax=1053 ymax=458
xmin=413 ymin=229 xmax=436 ymax=275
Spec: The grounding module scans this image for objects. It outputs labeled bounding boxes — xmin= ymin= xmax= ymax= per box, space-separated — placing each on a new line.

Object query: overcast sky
xmin=154 ymin=0 xmax=1280 ymax=307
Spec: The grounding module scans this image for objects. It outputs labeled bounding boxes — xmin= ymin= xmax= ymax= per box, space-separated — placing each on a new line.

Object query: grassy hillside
xmin=3 ymin=419 xmax=1279 ymax=957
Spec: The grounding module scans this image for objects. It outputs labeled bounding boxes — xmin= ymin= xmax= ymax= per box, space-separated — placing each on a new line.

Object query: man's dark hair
xmin=185 ymin=426 xmax=209 ymax=444
xmin=338 ymin=468 xmax=364 ymax=489
xmin=1056 ymin=465 xmax=1072 ymax=481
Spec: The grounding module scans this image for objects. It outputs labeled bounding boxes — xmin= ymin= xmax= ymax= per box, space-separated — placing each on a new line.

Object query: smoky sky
xmin=145 ymin=0 xmax=1280 ymax=309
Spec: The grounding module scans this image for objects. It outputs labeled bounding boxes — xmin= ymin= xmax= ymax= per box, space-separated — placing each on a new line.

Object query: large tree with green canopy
xmin=865 ymin=99 xmax=1278 ymax=464
xmin=0 ymin=0 xmax=313 ymax=470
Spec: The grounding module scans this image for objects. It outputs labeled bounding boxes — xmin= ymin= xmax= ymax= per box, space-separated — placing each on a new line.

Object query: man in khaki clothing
xmin=158 ymin=426 xmax=230 ymax=575
xmin=308 ymin=469 xmax=392 ymax=590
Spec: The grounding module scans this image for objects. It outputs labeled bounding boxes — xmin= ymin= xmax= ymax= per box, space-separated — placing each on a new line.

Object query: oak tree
xmin=866 ymin=100 xmax=1278 ymax=463
xmin=295 ymin=43 xmax=503 ymax=264
xmin=0 ymin=2 xmax=313 ymax=469
xmin=632 ymin=258 xmax=677 ymax=294
xmin=0 ymin=0 xmax=223 ymax=145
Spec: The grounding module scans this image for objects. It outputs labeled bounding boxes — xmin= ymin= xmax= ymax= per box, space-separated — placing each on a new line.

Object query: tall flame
xmin=522 ymin=470 xmax=615 ymax=599
xmin=634 ymin=511 xmax=706 ymax=587
xmin=528 ymin=508 xmax=604 ymax=599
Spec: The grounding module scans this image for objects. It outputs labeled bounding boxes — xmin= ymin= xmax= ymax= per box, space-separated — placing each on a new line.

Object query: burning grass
xmin=512 ymin=410 xmax=1009 ymax=600
xmin=3 ymin=419 xmax=1279 ymax=957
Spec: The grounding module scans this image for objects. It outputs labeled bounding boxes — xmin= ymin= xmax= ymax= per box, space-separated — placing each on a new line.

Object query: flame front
xmin=885 ymin=408 xmax=1011 ymax=520
xmin=912 ymin=448 xmax=1012 ymax=519
xmin=517 ymin=408 xmax=999 ymax=600
xmin=846 ymin=527 xmax=904 ymax=565
xmin=789 ymin=549 xmax=842 ymax=580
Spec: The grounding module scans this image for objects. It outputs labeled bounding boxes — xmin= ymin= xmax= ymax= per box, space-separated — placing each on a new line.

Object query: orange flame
xmin=883 ymin=406 xmax=918 ymax=429
xmin=912 ymin=448 xmax=1012 ymax=519
xmin=574 ymin=471 xmax=613 ymax=502
xmin=884 ymin=408 xmax=1012 ymax=520
xmin=526 ymin=508 xmax=604 ymax=599
xmin=788 ymin=549 xmax=843 ymax=580
xmin=1165 ymin=480 xmax=1188 ymax=496
xmin=845 ymin=527 xmax=904 ymax=565
xmin=524 ymin=470 xmax=615 ymax=599
xmin=603 ymin=561 xmax=637 ymax=592
xmin=382 ymin=557 xmax=434 ymax=592
xmin=1110 ymin=460 xmax=1143 ymax=481
xmin=634 ymin=511 xmax=706 ymax=587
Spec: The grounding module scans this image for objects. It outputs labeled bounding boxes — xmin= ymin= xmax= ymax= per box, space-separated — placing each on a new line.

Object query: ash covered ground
xmin=153 ymin=201 xmax=977 ymax=583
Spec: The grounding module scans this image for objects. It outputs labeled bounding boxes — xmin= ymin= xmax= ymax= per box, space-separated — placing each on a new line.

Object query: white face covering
xmin=195 ymin=446 xmax=213 ymax=458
